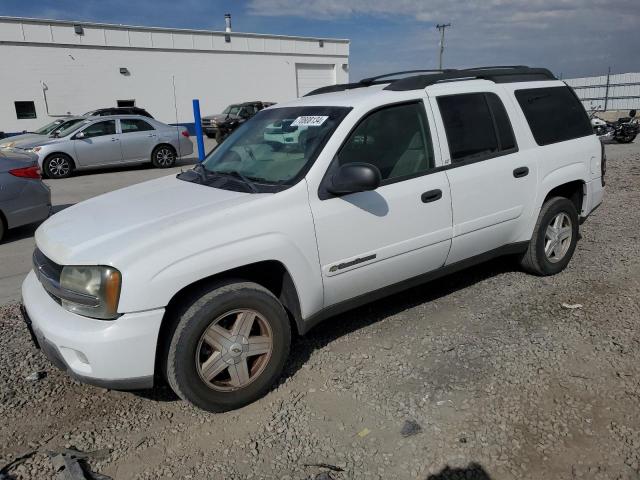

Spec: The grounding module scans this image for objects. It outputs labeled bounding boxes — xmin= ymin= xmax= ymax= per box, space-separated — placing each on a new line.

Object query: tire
xmin=617 ymin=134 xmax=636 ymax=144
xmin=165 ymin=281 xmax=291 ymax=412
xmin=0 ymin=215 xmax=5 ymax=243
xmin=205 ymin=133 xmax=215 ymax=139
xmin=151 ymin=145 xmax=176 ymax=168
xmin=520 ymin=196 xmax=579 ymax=276
xmin=43 ymin=154 xmax=73 ymax=179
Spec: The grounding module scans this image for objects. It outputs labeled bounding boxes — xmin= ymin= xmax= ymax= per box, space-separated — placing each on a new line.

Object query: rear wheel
xmin=152 ymin=145 xmax=176 ymax=168
xmin=520 ymin=196 xmax=579 ymax=276
xmin=0 ymin=215 xmax=5 ymax=243
xmin=165 ymin=281 xmax=291 ymax=412
xmin=43 ymin=154 xmax=73 ymax=179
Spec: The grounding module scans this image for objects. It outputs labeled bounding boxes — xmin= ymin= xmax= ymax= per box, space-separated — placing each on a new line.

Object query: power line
xmin=436 ymin=23 xmax=452 ymax=70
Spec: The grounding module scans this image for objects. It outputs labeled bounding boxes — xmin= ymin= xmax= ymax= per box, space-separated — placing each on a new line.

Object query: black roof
xmin=304 ymin=66 xmax=557 ymax=97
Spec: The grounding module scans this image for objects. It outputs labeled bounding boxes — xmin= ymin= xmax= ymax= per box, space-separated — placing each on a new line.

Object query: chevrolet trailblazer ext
xmin=22 ymin=67 xmax=604 ymax=412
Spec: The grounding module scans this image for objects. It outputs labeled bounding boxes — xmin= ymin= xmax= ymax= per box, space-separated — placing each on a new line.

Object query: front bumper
xmin=21 ymin=270 xmax=164 ymax=390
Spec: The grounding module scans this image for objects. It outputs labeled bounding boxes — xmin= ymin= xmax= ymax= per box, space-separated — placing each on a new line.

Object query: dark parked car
xmin=84 ymin=107 xmax=154 ymax=118
xmin=0 ymin=150 xmax=51 ymax=242
xmin=201 ymin=101 xmax=275 ymax=142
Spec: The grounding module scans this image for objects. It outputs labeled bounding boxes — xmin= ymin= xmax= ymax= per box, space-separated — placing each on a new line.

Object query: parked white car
xmin=22 ymin=67 xmax=604 ymax=412
xmin=15 ymin=115 xmax=193 ymax=178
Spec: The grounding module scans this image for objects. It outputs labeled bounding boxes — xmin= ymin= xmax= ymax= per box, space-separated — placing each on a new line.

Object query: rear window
xmin=515 ymin=86 xmax=592 ymax=146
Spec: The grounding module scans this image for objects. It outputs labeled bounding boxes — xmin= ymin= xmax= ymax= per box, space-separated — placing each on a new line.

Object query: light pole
xmin=436 ymin=23 xmax=452 ymax=70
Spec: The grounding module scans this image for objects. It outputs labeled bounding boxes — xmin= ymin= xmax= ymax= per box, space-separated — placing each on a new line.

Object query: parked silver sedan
xmin=0 ymin=149 xmax=51 ymax=242
xmin=16 ymin=115 xmax=194 ymax=178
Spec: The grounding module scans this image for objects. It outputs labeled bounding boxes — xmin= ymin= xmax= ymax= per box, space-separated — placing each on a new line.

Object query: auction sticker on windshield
xmin=291 ymin=116 xmax=328 ymax=127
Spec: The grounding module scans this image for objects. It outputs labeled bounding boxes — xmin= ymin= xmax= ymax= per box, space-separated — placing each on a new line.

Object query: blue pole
xmin=192 ymin=99 xmax=205 ymax=162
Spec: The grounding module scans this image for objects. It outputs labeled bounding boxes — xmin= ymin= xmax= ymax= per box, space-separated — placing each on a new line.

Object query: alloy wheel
xmin=47 ymin=157 xmax=70 ymax=177
xmin=195 ymin=309 xmax=273 ymax=392
xmin=544 ymin=212 xmax=572 ymax=263
xmin=155 ymin=147 xmax=175 ymax=167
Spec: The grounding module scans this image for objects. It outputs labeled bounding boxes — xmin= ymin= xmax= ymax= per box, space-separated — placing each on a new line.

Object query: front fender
xmin=117 ymin=232 xmax=323 ymax=319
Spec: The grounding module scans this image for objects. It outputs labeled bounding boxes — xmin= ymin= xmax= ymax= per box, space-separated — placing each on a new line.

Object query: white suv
xmin=22 ymin=67 xmax=605 ymax=412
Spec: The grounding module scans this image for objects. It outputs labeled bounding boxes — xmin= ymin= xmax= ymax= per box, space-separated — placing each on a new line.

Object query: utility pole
xmin=436 ymin=23 xmax=452 ymax=70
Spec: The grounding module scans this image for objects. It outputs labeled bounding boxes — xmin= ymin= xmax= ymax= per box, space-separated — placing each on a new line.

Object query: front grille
xmin=33 ymin=249 xmax=63 ymax=305
xmin=201 ymin=119 xmax=213 ymax=127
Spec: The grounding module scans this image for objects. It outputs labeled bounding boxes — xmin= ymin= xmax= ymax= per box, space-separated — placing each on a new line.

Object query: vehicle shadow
xmin=426 ymin=463 xmax=492 ymax=479
xmin=282 ymin=255 xmax=520 ymax=381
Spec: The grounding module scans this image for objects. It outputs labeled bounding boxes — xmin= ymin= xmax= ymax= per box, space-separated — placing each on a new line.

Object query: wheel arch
xmin=154 ymin=259 xmax=303 ymax=379
xmin=542 ymin=180 xmax=586 ymax=216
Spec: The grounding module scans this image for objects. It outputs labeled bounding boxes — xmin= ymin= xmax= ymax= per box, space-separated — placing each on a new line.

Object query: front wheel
xmin=152 ymin=145 xmax=176 ymax=168
xmin=165 ymin=281 xmax=291 ymax=412
xmin=520 ymin=196 xmax=579 ymax=276
xmin=43 ymin=154 xmax=73 ymax=179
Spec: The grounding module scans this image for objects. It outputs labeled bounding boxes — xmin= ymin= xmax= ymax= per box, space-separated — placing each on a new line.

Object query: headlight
xmin=1 ymin=141 xmax=15 ymax=148
xmin=60 ymin=266 xmax=121 ymax=319
xmin=27 ymin=146 xmax=42 ymax=153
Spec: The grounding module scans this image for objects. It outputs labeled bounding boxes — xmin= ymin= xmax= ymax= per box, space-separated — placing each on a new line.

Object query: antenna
xmin=436 ymin=23 xmax=452 ymax=70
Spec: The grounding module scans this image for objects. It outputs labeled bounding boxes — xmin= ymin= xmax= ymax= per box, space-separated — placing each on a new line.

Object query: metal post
xmin=192 ymin=99 xmax=205 ymax=162
xmin=436 ymin=23 xmax=451 ymax=70
xmin=604 ymin=66 xmax=611 ymax=112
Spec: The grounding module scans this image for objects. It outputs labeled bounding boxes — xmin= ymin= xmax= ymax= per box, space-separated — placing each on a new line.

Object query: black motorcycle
xmin=590 ymin=109 xmax=639 ymax=143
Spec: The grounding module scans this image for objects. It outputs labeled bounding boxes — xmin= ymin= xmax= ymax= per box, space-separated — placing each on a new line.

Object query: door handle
xmin=111 ymin=138 xmax=119 ymax=142
xmin=421 ymin=189 xmax=442 ymax=203
xmin=147 ymin=134 xmax=156 ymax=137
xmin=513 ymin=166 xmax=529 ymax=178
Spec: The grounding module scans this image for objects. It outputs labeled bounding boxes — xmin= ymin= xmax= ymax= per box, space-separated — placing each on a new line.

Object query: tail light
xmin=181 ymin=130 xmax=190 ymax=138
xmin=600 ymin=141 xmax=606 ymax=187
xmin=9 ymin=165 xmax=41 ymax=179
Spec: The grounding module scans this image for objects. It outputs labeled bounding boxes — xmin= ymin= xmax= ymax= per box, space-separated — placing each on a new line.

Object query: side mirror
xmin=74 ymin=131 xmax=86 ymax=139
xmin=327 ymin=162 xmax=381 ymax=195
xmin=630 ymin=109 xmax=636 ymax=118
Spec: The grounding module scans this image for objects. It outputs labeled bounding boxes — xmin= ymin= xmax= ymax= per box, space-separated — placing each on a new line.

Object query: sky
xmin=0 ymin=0 xmax=638 ymax=81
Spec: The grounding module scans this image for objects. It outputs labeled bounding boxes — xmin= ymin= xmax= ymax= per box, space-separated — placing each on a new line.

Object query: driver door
xmin=73 ymin=120 xmax=123 ymax=167
xmin=308 ymin=100 xmax=453 ymax=307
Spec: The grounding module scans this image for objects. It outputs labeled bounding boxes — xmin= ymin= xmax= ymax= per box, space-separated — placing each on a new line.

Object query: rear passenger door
xmin=430 ymin=90 xmax=537 ymax=264
xmin=119 ymin=118 xmax=157 ymax=162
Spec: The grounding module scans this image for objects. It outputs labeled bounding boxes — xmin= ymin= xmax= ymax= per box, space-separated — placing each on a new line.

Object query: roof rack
xmin=304 ymin=66 xmax=556 ymax=96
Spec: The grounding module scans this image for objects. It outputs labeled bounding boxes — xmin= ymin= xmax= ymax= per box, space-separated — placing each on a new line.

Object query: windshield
xmin=222 ymin=105 xmax=241 ymax=116
xmin=53 ymin=119 xmax=90 ymax=138
xmin=34 ymin=120 xmax=65 ymax=135
xmin=197 ymin=106 xmax=351 ymax=189
xmin=49 ymin=119 xmax=83 ymax=136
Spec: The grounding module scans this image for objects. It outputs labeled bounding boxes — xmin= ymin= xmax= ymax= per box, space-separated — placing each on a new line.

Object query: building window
xmin=117 ymin=99 xmax=136 ymax=107
xmin=15 ymin=101 xmax=37 ymax=120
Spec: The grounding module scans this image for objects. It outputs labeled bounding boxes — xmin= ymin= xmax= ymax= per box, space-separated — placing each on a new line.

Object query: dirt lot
xmin=1 ymin=142 xmax=639 ymax=480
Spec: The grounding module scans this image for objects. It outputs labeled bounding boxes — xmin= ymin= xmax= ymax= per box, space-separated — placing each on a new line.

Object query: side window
xmin=437 ymin=93 xmax=498 ymax=163
xmin=80 ymin=120 xmax=116 ymax=139
xmin=338 ymin=102 xmax=435 ymax=182
xmin=437 ymin=92 xmax=517 ymax=164
xmin=515 ymin=86 xmax=592 ymax=145
xmin=486 ymin=93 xmax=517 ymax=151
xmin=120 ymin=119 xmax=154 ymax=133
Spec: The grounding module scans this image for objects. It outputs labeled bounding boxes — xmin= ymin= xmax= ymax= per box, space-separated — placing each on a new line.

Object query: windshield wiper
xmin=219 ymin=169 xmax=259 ymax=193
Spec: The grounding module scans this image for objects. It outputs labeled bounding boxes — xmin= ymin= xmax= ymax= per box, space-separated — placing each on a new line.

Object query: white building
xmin=0 ymin=16 xmax=349 ymax=134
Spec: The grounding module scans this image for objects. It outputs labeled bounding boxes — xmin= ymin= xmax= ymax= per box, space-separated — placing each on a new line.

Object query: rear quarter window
xmin=515 ymin=86 xmax=592 ymax=146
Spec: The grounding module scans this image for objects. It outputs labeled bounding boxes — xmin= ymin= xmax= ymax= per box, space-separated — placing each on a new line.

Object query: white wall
xmin=565 ymin=72 xmax=640 ymax=112
xmin=0 ymin=17 xmax=349 ymax=133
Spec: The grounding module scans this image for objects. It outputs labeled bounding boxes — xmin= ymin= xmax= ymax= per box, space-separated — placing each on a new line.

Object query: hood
xmin=0 ymin=133 xmax=45 ymax=148
xmin=36 ymin=175 xmax=261 ymax=265
xmin=14 ymin=137 xmax=66 ymax=150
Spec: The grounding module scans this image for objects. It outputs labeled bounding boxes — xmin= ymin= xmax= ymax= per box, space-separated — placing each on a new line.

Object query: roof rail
xmin=384 ymin=66 xmax=556 ymax=91
xmin=304 ymin=66 xmax=556 ymax=97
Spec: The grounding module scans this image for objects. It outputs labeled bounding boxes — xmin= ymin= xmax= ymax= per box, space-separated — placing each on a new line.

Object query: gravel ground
xmin=1 ymin=142 xmax=639 ymax=480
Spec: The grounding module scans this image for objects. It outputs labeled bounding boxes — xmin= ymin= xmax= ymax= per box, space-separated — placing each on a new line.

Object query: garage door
xmin=296 ymin=63 xmax=336 ymax=97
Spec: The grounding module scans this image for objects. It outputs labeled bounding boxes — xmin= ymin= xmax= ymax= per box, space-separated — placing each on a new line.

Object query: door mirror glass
xmin=327 ymin=162 xmax=381 ymax=195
